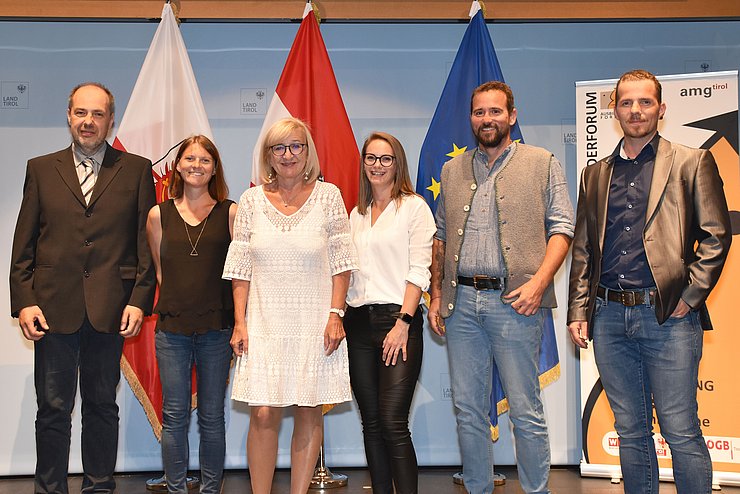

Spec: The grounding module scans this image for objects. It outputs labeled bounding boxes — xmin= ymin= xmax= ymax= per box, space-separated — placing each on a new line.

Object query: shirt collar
xmin=72 ymin=142 xmax=107 ymax=167
xmin=617 ymin=133 xmax=659 ymax=161
xmin=474 ymin=141 xmax=517 ymax=169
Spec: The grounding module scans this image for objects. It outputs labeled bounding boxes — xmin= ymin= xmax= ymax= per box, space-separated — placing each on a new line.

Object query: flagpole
xmin=308 ymin=440 xmax=348 ymax=489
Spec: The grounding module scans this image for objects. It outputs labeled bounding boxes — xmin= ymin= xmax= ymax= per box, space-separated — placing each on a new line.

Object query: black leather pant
xmin=345 ymin=304 xmax=423 ymax=494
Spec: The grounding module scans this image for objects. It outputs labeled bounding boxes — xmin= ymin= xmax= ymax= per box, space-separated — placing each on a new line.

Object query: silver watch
xmin=328 ymin=307 xmax=345 ymax=318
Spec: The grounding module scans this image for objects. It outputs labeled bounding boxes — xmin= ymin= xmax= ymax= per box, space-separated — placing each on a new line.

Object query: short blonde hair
xmin=259 ymin=117 xmax=321 ymax=184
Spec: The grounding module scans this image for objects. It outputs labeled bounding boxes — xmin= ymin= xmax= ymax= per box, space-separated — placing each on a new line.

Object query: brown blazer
xmin=568 ymin=136 xmax=731 ymax=335
xmin=10 ymin=144 xmax=156 ymax=334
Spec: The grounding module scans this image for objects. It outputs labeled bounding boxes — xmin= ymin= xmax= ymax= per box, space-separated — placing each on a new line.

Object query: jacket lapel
xmin=55 ymin=147 xmax=88 ymax=207
xmin=88 ymin=144 xmax=123 ymax=206
xmin=645 ymin=137 xmax=674 ymax=226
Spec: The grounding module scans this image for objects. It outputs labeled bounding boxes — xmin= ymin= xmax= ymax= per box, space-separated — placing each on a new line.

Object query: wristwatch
xmin=397 ymin=312 xmax=414 ymax=324
xmin=329 ymin=307 xmax=345 ymax=318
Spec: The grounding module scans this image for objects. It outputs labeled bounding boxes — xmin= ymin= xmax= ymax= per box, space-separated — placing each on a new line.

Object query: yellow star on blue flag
xmin=426 ymin=176 xmax=441 ymax=201
xmin=446 ymin=143 xmax=467 ymax=158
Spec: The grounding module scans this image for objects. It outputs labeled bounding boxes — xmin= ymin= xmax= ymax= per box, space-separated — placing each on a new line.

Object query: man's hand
xmin=671 ymin=299 xmax=691 ymax=319
xmin=428 ymin=297 xmax=446 ymax=337
xmin=502 ymin=276 xmax=546 ymax=316
xmin=119 ymin=305 xmax=145 ymax=338
xmin=568 ymin=320 xmax=589 ymax=349
xmin=18 ymin=305 xmax=48 ymax=341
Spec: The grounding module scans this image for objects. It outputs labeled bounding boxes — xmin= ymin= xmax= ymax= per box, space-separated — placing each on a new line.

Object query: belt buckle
xmin=473 ymin=275 xmax=488 ymax=290
xmin=620 ymin=291 xmax=637 ymax=307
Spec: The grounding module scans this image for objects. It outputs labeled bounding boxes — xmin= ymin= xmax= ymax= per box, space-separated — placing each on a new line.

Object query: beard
xmin=620 ymin=120 xmax=657 ymax=140
xmin=70 ymin=126 xmax=107 ymax=155
xmin=475 ymin=122 xmax=510 ymax=148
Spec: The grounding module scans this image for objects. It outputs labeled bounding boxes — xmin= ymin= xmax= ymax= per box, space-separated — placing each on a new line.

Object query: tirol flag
xmin=251 ymin=1 xmax=359 ymax=213
xmin=114 ymin=2 xmax=213 ymax=440
xmin=416 ymin=0 xmax=559 ymax=440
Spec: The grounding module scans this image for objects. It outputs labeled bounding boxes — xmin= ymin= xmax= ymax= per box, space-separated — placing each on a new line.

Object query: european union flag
xmin=418 ymin=1 xmax=560 ymax=440
xmin=416 ymin=2 xmax=523 ymax=215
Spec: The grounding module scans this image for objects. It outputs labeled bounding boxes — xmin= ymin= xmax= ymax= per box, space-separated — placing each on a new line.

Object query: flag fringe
xmin=121 ymin=356 xmax=163 ymax=442
xmin=489 ymin=362 xmax=561 ymax=441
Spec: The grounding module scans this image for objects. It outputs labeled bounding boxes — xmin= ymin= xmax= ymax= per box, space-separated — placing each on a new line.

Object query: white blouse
xmin=346 ymin=194 xmax=436 ymax=307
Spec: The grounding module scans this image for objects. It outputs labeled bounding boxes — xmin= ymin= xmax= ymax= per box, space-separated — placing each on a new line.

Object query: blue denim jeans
xmin=591 ymin=295 xmax=712 ymax=494
xmin=446 ymin=285 xmax=551 ymax=494
xmin=155 ymin=328 xmax=233 ymax=494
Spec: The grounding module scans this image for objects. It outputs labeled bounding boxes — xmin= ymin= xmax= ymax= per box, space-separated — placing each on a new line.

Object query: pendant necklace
xmin=184 ymin=217 xmax=208 ymax=256
xmin=278 ymin=185 xmax=302 ymax=208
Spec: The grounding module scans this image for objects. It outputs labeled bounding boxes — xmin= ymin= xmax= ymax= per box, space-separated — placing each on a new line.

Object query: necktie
xmin=79 ymin=158 xmax=96 ymax=205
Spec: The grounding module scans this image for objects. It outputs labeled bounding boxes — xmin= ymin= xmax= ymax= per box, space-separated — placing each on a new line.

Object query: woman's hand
xmin=231 ymin=322 xmax=248 ymax=356
xmin=382 ymin=319 xmax=409 ymax=366
xmin=324 ymin=313 xmax=345 ymax=356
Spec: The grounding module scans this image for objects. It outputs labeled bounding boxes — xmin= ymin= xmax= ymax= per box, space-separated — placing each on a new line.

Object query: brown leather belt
xmin=458 ymin=275 xmax=505 ymax=290
xmin=597 ymin=286 xmax=655 ymax=307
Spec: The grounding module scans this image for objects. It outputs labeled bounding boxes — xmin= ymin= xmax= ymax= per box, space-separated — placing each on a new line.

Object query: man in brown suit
xmin=568 ymin=70 xmax=731 ymax=494
xmin=10 ymin=82 xmax=156 ymax=493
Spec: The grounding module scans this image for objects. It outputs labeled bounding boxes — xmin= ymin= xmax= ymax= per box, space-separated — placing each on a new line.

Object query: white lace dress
xmin=223 ymin=181 xmax=357 ymax=406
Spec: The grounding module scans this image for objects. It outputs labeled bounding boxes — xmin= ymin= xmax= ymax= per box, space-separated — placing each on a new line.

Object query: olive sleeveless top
xmin=155 ymin=199 xmax=235 ymax=335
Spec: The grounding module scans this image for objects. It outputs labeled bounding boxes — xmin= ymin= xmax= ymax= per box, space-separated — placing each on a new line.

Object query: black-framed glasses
xmin=270 ymin=143 xmax=307 ymax=157
xmin=363 ymin=154 xmax=395 ymax=167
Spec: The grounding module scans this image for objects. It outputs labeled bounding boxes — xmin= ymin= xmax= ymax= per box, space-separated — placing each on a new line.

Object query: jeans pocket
xmin=592 ymin=299 xmax=605 ymax=319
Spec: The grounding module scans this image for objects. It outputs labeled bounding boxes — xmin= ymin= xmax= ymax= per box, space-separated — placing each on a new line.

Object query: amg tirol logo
xmin=680 ymin=82 xmax=728 ymax=98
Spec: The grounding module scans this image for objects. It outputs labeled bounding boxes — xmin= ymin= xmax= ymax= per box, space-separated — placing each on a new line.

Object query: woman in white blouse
xmin=345 ymin=132 xmax=436 ymax=494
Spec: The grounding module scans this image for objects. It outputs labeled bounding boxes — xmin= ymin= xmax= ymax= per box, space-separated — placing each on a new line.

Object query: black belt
xmin=458 ymin=275 xmax=504 ymax=290
xmin=597 ymin=286 xmax=655 ymax=307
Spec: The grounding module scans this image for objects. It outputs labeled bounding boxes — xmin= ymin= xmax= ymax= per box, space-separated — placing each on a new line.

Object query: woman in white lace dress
xmin=223 ymin=117 xmax=357 ymax=494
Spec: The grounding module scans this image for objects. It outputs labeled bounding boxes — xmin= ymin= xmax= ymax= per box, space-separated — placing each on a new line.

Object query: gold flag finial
xmin=310 ymin=1 xmax=322 ymax=24
xmin=166 ymin=0 xmax=182 ymax=25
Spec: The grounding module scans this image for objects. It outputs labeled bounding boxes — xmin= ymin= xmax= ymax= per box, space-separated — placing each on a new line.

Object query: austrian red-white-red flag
xmin=113 ymin=2 xmax=212 ymax=440
xmin=251 ymin=1 xmax=359 ymax=212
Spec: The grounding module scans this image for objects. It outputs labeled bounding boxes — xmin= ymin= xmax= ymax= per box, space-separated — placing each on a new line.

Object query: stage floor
xmin=2 ymin=466 xmax=738 ymax=493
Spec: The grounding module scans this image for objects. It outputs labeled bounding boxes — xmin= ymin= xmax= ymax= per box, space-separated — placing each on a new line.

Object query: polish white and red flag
xmin=113 ymin=2 xmax=212 ymax=439
xmin=251 ymin=1 xmax=359 ymax=212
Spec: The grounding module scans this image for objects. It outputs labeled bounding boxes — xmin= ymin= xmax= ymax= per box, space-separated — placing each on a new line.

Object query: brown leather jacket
xmin=568 ymin=137 xmax=731 ymax=334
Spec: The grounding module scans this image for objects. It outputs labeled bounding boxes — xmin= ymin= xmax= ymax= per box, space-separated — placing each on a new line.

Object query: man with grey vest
xmin=428 ymin=81 xmax=574 ymax=494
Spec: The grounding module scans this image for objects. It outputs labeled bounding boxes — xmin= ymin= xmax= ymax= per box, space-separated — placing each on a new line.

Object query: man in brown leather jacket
xmin=567 ymin=69 xmax=731 ymax=494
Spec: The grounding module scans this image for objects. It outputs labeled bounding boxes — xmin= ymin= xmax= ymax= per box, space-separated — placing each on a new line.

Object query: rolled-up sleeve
xmin=405 ymin=197 xmax=436 ymax=291
xmin=545 ymin=155 xmax=575 ymax=239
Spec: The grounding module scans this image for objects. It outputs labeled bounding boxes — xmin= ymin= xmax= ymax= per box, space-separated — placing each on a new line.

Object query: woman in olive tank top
xmin=146 ymin=135 xmax=237 ymax=494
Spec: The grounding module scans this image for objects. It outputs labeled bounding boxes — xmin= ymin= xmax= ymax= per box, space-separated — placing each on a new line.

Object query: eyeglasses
xmin=270 ymin=143 xmax=306 ymax=157
xmin=363 ymin=154 xmax=395 ymax=167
